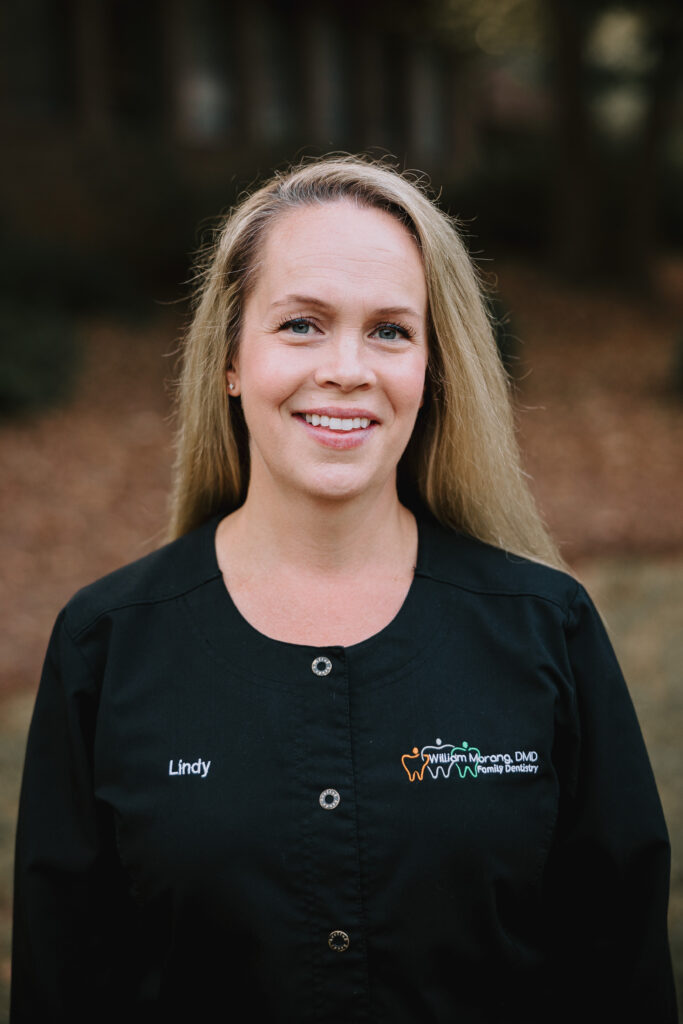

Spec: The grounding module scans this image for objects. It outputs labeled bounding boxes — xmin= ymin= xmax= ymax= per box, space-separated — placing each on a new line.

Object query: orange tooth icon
xmin=401 ymin=747 xmax=430 ymax=782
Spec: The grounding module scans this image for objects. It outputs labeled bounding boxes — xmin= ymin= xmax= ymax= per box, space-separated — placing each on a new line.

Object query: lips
xmin=293 ymin=409 xmax=378 ymax=449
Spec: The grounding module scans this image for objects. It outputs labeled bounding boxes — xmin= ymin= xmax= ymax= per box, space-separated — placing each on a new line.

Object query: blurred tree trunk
xmin=545 ymin=0 xmax=599 ymax=279
xmin=74 ymin=0 xmax=111 ymax=142
xmin=619 ymin=4 xmax=683 ymax=288
xmin=545 ymin=0 xmax=682 ymax=289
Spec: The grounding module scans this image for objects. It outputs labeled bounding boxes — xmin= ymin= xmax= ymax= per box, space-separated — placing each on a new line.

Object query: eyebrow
xmin=269 ymin=294 xmax=423 ymax=320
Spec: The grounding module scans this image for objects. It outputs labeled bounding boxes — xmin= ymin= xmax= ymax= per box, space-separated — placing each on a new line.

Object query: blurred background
xmin=0 ymin=0 xmax=681 ymax=1017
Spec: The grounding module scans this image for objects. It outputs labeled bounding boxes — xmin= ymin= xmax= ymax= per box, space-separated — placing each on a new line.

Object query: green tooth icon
xmin=452 ymin=740 xmax=480 ymax=779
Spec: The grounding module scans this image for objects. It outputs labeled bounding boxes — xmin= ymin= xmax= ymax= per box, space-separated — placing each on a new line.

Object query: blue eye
xmin=278 ymin=317 xmax=314 ymax=335
xmin=375 ymin=323 xmax=410 ymax=341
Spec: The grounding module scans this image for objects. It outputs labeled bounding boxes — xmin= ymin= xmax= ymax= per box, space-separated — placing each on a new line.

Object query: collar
xmin=181 ymin=513 xmax=449 ymax=692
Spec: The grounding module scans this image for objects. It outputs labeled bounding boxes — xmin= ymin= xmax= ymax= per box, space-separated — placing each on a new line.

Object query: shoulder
xmin=417 ymin=515 xmax=580 ymax=615
xmin=63 ymin=517 xmax=221 ymax=639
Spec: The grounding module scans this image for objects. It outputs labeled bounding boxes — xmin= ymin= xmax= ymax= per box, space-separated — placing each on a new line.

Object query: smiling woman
xmin=11 ymin=156 xmax=676 ymax=1023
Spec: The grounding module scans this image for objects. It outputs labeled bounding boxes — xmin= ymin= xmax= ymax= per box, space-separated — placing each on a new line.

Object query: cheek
xmin=394 ymin=358 xmax=428 ymax=416
xmin=239 ymin=349 xmax=308 ymax=425
xmin=241 ymin=347 xmax=287 ymax=392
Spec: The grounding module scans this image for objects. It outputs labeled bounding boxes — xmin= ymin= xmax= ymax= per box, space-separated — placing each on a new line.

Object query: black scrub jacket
xmin=11 ymin=513 xmax=676 ymax=1023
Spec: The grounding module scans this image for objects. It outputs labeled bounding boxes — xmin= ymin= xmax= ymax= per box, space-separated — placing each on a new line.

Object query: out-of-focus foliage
xmin=0 ymin=299 xmax=80 ymax=416
xmin=435 ymin=0 xmax=542 ymax=54
xmin=0 ymin=233 xmax=134 ymax=315
xmin=674 ymin=326 xmax=683 ymax=398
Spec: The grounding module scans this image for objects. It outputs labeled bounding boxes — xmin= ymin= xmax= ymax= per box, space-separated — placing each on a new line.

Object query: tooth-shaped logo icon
xmin=401 ymin=746 xmax=430 ymax=782
xmin=421 ymin=738 xmax=459 ymax=779
xmin=452 ymin=740 xmax=480 ymax=778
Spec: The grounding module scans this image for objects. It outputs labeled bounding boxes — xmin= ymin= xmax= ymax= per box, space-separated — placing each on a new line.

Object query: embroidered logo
xmin=401 ymin=747 xmax=430 ymax=781
xmin=168 ymin=758 xmax=211 ymax=778
xmin=401 ymin=738 xmax=539 ymax=782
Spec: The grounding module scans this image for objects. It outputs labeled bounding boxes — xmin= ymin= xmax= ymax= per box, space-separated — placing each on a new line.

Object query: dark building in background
xmin=1 ymin=0 xmax=488 ymax=301
xmin=3 ymin=0 xmax=679 ymax=301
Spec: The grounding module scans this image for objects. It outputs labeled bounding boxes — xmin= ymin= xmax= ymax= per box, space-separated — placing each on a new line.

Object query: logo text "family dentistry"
xmin=401 ymin=738 xmax=539 ymax=782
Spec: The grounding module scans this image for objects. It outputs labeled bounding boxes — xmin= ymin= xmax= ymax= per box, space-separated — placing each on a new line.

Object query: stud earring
xmin=228 ymin=383 xmax=235 ymax=391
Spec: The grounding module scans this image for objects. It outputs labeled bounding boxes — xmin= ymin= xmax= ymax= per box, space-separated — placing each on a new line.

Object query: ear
xmin=226 ymin=367 xmax=241 ymax=397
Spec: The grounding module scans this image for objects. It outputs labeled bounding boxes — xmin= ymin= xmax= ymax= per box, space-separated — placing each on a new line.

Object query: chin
xmin=295 ymin=470 xmax=382 ymax=504
xmin=304 ymin=483 xmax=370 ymax=504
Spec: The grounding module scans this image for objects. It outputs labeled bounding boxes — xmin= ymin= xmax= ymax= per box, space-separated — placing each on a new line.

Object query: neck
xmin=219 ymin=478 xmax=415 ymax=579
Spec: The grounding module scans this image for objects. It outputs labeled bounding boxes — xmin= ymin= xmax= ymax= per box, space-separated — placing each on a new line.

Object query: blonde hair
xmin=169 ymin=155 xmax=563 ymax=568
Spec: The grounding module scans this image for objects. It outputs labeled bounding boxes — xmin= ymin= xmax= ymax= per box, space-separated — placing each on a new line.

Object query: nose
xmin=313 ymin=332 xmax=376 ymax=392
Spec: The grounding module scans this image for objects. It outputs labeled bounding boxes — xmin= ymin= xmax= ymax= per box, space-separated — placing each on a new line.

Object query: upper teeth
xmin=304 ymin=414 xmax=371 ymax=431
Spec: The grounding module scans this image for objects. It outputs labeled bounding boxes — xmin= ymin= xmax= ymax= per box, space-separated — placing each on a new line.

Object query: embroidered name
xmin=168 ymin=758 xmax=211 ymax=778
xmin=402 ymin=738 xmax=539 ymax=782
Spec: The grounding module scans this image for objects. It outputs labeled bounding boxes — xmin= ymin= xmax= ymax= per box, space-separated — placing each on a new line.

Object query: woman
xmin=12 ymin=157 xmax=676 ymax=1022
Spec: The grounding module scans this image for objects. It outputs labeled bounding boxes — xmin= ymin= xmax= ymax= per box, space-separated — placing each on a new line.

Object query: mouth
xmin=301 ymin=413 xmax=373 ymax=432
xmin=293 ymin=409 xmax=378 ymax=449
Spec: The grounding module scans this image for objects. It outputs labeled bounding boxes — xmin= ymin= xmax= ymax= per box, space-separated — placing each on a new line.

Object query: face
xmin=227 ymin=200 xmax=429 ymax=507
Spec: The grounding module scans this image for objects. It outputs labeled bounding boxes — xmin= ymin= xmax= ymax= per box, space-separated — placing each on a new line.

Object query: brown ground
xmin=1 ymin=259 xmax=681 ymax=1018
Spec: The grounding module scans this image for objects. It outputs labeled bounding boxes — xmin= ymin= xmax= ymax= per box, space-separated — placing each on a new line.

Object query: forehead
xmin=250 ymin=200 xmax=427 ymax=312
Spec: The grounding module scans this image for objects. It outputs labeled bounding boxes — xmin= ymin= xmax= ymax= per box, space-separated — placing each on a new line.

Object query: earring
xmin=228 ymin=383 xmax=235 ymax=391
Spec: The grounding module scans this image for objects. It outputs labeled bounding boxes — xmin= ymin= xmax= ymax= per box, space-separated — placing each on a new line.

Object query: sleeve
xmin=11 ymin=609 xmax=143 ymax=1024
xmin=542 ymin=583 xmax=677 ymax=1022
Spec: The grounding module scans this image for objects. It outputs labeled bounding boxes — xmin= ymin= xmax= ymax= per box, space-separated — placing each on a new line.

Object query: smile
xmin=303 ymin=414 xmax=371 ymax=432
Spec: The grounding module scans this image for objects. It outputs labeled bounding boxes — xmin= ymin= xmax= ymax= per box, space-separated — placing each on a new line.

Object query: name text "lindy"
xmin=169 ymin=758 xmax=211 ymax=778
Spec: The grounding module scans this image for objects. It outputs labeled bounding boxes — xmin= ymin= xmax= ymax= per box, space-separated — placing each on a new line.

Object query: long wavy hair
xmin=169 ymin=155 xmax=563 ymax=568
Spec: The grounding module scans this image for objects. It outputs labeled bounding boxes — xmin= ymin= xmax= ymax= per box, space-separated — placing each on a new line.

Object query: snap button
xmin=328 ymin=930 xmax=350 ymax=952
xmin=311 ymin=656 xmax=332 ymax=677
xmin=319 ymin=788 xmax=340 ymax=810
